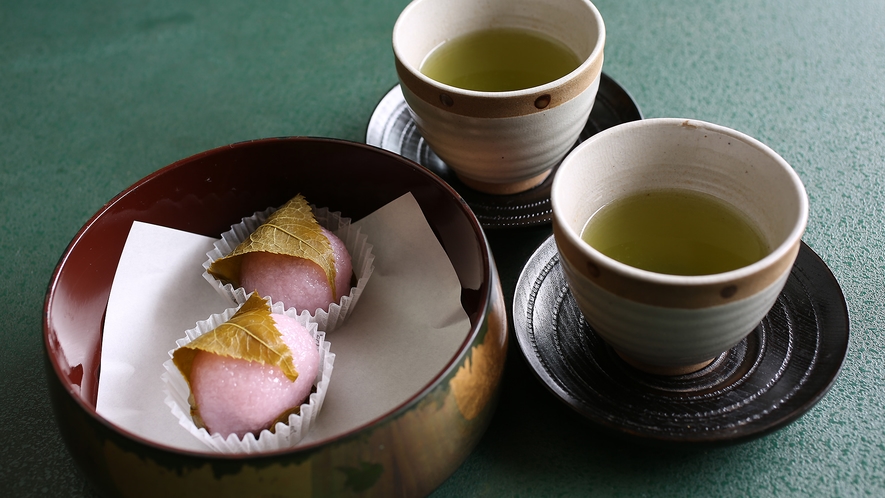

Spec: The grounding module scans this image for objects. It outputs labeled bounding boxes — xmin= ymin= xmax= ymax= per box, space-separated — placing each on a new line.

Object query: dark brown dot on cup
xmin=585 ymin=261 xmax=601 ymax=278
xmin=534 ymin=94 xmax=551 ymax=109
xmin=721 ymin=285 xmax=738 ymax=298
xmin=439 ymin=94 xmax=454 ymax=107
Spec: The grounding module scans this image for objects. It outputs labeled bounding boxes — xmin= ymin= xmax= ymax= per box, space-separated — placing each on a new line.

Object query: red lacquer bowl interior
xmin=44 ymin=137 xmax=493 ymax=452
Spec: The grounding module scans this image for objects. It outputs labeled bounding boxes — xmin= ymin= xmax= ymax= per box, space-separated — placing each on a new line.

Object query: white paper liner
xmin=202 ymin=205 xmax=375 ymax=331
xmin=161 ymin=298 xmax=335 ymax=454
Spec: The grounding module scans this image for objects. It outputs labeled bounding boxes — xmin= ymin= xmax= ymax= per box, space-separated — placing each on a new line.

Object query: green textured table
xmin=2 ymin=0 xmax=883 ymax=496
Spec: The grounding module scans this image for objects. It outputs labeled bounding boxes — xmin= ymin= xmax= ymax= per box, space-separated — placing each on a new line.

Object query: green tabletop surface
xmin=2 ymin=0 xmax=884 ymax=496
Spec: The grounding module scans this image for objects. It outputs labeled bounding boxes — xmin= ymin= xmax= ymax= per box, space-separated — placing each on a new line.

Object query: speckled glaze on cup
xmin=393 ymin=0 xmax=605 ymax=195
xmin=551 ymin=118 xmax=809 ymax=375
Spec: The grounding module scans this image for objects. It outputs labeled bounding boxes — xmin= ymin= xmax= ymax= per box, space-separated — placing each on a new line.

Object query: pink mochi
xmin=190 ymin=313 xmax=320 ymax=438
xmin=239 ymin=227 xmax=353 ymax=313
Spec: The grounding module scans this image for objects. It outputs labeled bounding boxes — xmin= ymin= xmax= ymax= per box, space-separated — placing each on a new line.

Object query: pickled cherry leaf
xmin=172 ymin=293 xmax=299 ymax=383
xmin=208 ymin=194 xmax=338 ymax=298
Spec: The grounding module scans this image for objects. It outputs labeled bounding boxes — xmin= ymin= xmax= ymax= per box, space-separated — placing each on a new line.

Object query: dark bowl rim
xmin=43 ymin=135 xmax=495 ymax=460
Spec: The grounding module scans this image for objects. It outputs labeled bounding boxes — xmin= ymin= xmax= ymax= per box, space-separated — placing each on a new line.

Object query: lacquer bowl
xmin=43 ymin=137 xmax=508 ymax=497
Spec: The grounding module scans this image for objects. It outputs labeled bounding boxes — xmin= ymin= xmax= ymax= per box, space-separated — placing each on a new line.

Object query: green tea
xmin=419 ymin=27 xmax=582 ymax=92
xmin=580 ymin=189 xmax=769 ymax=276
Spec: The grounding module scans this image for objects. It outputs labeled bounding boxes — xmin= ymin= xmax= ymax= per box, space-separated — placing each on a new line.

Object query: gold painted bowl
xmin=43 ymin=137 xmax=507 ymax=497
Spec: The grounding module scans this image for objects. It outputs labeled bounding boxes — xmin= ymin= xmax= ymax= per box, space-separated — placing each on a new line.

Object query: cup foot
xmin=456 ymin=169 xmax=552 ymax=195
xmin=614 ymin=350 xmax=715 ymax=376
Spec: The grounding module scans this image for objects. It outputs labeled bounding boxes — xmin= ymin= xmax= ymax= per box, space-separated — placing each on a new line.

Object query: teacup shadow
xmin=512 ymin=235 xmax=849 ymax=445
xmin=365 ymin=72 xmax=643 ymax=229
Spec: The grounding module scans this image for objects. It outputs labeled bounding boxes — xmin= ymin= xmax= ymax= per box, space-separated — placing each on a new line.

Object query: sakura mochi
xmin=205 ymin=194 xmax=375 ymax=331
xmin=188 ymin=312 xmax=319 ymax=438
xmin=168 ymin=293 xmax=332 ymax=447
xmin=239 ymin=227 xmax=353 ymax=314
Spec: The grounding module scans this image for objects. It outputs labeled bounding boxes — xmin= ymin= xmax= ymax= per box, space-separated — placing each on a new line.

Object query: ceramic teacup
xmin=551 ymin=118 xmax=809 ymax=375
xmin=392 ymin=0 xmax=605 ymax=195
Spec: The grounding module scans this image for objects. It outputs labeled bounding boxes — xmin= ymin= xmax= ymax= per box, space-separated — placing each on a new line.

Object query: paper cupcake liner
xmin=161 ymin=298 xmax=335 ymax=454
xmin=203 ymin=205 xmax=375 ymax=331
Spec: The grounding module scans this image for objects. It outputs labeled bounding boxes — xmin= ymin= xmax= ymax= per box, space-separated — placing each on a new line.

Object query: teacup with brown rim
xmin=393 ymin=0 xmax=606 ymax=195
xmin=551 ymin=118 xmax=809 ymax=375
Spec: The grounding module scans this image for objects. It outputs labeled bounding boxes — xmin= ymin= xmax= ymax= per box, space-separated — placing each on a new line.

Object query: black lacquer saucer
xmin=513 ymin=236 xmax=850 ymax=444
xmin=365 ymin=73 xmax=642 ymax=229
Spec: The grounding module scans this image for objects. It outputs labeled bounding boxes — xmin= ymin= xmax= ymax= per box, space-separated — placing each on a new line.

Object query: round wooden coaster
xmin=513 ymin=236 xmax=849 ymax=444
